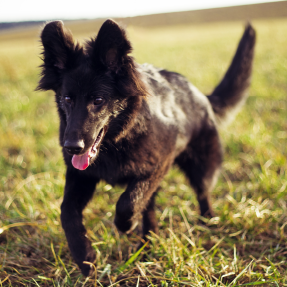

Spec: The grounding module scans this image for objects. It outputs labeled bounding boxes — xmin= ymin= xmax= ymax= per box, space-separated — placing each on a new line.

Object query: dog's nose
xmin=64 ymin=139 xmax=84 ymax=155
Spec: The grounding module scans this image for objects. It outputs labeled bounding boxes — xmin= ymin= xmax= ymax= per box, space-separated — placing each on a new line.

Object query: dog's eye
xmin=94 ymin=97 xmax=103 ymax=106
xmin=65 ymin=96 xmax=72 ymax=104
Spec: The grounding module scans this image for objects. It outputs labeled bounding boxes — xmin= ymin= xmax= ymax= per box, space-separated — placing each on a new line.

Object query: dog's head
xmin=37 ymin=19 xmax=147 ymax=170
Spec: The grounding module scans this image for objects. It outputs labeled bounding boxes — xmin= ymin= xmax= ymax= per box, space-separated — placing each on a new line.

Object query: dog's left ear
xmin=88 ymin=19 xmax=132 ymax=72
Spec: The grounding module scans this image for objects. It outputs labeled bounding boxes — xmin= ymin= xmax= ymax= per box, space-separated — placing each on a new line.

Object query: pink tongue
xmin=72 ymin=152 xmax=90 ymax=170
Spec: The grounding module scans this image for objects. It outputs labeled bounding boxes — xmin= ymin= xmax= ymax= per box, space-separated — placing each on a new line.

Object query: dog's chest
xmin=91 ymin=140 xmax=158 ymax=185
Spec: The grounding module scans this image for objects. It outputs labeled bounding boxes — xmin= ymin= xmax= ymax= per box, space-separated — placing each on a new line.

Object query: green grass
xmin=1 ymin=18 xmax=287 ymax=286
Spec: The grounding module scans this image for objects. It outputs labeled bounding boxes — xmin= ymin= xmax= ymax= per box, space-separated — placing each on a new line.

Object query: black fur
xmin=37 ymin=20 xmax=256 ymax=276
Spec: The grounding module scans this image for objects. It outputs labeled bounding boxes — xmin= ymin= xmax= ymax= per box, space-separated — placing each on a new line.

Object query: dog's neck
xmin=110 ymin=95 xmax=148 ymax=143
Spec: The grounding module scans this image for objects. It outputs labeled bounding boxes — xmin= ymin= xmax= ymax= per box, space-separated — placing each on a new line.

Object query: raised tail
xmin=207 ymin=23 xmax=256 ymax=126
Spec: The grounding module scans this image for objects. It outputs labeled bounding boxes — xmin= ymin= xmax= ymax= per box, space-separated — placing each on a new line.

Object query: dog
xmin=37 ymin=19 xmax=256 ymax=276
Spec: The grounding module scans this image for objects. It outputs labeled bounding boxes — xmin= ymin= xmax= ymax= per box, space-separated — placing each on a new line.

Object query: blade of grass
xmin=228 ymin=260 xmax=253 ymax=287
xmin=58 ymin=256 xmax=72 ymax=285
xmin=117 ymin=241 xmax=148 ymax=273
xmin=98 ymin=263 xmax=111 ymax=281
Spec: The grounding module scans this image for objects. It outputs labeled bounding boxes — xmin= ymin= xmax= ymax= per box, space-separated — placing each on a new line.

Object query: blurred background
xmin=1 ymin=0 xmax=285 ymax=22
xmin=1 ymin=0 xmax=287 ymax=286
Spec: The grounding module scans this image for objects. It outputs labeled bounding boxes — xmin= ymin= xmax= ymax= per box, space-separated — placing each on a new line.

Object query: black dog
xmin=37 ymin=19 xmax=255 ymax=276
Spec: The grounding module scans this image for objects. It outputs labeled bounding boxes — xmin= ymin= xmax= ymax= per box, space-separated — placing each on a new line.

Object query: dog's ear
xmin=87 ymin=19 xmax=149 ymax=97
xmin=87 ymin=19 xmax=132 ymax=72
xmin=37 ymin=21 xmax=82 ymax=91
xmin=41 ymin=21 xmax=75 ymax=69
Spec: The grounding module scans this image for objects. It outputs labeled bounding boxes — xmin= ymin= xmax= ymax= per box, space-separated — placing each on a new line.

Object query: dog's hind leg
xmin=176 ymin=125 xmax=222 ymax=218
xmin=60 ymin=166 xmax=99 ymax=276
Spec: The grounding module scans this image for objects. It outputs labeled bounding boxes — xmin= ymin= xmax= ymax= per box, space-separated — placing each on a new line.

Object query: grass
xmin=0 ymin=18 xmax=287 ymax=286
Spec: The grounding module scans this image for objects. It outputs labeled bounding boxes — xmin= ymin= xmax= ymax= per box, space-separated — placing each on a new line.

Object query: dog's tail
xmin=207 ymin=23 xmax=256 ymax=127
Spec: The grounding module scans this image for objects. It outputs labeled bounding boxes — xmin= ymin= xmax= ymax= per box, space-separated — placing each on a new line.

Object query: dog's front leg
xmin=60 ymin=167 xmax=98 ymax=276
xmin=114 ymin=169 xmax=167 ymax=237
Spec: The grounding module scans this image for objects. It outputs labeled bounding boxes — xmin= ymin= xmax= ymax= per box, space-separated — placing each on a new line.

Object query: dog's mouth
xmin=71 ymin=127 xmax=106 ymax=170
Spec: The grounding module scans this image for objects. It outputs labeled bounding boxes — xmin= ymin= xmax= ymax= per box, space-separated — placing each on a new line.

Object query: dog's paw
xmin=125 ymin=219 xmax=139 ymax=234
xmin=78 ymin=248 xmax=96 ymax=277
xmin=114 ymin=213 xmax=138 ymax=234
xmin=80 ymin=262 xmax=94 ymax=277
xmin=201 ymin=209 xmax=215 ymax=219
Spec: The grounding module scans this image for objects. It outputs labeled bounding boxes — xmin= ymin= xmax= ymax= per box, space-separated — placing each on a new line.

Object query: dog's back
xmin=139 ymin=64 xmax=217 ymax=157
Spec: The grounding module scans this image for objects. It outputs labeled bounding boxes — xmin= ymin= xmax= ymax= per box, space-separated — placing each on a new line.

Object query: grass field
xmin=0 ymin=18 xmax=287 ymax=286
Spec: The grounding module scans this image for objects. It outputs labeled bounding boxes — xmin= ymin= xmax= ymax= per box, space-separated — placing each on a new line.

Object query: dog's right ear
xmin=37 ymin=21 xmax=82 ymax=91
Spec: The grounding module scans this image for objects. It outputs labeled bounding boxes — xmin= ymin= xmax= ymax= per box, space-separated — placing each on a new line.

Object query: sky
xmin=0 ymin=0 xmax=284 ymax=22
